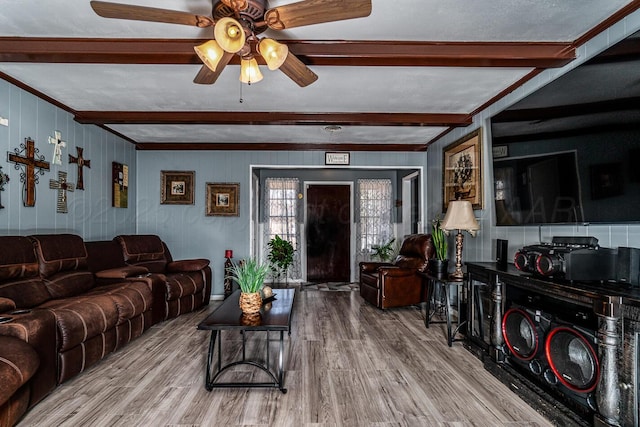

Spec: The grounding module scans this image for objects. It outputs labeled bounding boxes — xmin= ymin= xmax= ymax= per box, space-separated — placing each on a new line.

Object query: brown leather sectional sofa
xmin=0 ymin=234 xmax=212 ymax=427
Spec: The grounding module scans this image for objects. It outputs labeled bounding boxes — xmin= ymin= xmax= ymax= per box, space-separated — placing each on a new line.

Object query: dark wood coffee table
xmin=197 ymin=288 xmax=295 ymax=393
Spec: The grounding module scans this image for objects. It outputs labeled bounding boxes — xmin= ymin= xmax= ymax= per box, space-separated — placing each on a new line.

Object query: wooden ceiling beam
xmin=135 ymin=142 xmax=428 ymax=152
xmin=0 ymin=37 xmax=574 ymax=68
xmin=74 ymin=111 xmax=472 ymax=127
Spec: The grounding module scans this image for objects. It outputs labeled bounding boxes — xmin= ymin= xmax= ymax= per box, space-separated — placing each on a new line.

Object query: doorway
xmin=305 ymin=183 xmax=351 ymax=282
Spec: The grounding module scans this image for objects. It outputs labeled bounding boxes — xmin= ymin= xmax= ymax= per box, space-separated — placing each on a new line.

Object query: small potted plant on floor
xmin=227 ymin=258 xmax=271 ymax=315
xmin=430 ymin=217 xmax=449 ymax=276
xmin=268 ymin=235 xmax=294 ymax=285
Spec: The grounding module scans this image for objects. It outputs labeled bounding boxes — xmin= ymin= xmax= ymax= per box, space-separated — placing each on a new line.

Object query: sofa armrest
xmin=379 ymin=266 xmax=419 ymax=278
xmin=359 ymin=261 xmax=393 ymax=274
xmin=0 ymin=336 xmax=39 ymax=407
xmin=95 ymin=265 xmax=149 ymax=279
xmin=0 ymin=297 xmax=16 ymax=313
xmin=166 ymin=258 xmax=210 ymax=273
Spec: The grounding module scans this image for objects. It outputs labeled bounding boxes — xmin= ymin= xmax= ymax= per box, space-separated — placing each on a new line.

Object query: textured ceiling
xmin=0 ymin=0 xmax=636 ymax=150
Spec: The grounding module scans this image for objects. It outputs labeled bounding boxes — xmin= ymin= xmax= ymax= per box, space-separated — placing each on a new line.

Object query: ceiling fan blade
xmin=90 ymin=1 xmax=214 ymax=28
xmin=193 ymin=52 xmax=234 ymax=84
xmin=278 ymin=52 xmax=318 ymax=87
xmin=265 ymin=0 xmax=371 ymax=30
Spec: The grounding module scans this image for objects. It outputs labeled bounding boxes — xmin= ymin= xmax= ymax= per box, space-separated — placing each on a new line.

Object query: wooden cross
xmin=7 ymin=138 xmax=50 ymax=207
xmin=68 ymin=147 xmax=91 ymax=190
xmin=48 ymin=131 xmax=66 ymax=165
xmin=49 ymin=171 xmax=74 ymax=213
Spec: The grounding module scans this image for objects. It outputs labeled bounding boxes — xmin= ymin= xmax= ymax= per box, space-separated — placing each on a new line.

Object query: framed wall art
xmin=443 ymin=129 xmax=483 ymax=211
xmin=112 ymin=161 xmax=128 ymax=208
xmin=206 ymin=182 xmax=239 ymax=216
xmin=161 ymin=171 xmax=195 ymax=205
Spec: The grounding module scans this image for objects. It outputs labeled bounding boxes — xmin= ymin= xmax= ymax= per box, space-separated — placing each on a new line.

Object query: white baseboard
xmin=210 ymin=295 xmax=224 ymax=301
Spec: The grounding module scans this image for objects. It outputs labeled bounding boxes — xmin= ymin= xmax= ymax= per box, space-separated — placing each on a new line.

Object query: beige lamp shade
xmin=240 ymin=58 xmax=263 ymax=84
xmin=214 ymin=17 xmax=246 ymax=53
xmin=441 ymin=200 xmax=480 ymax=236
xmin=258 ymin=38 xmax=289 ymax=70
xmin=194 ymin=40 xmax=225 ymax=72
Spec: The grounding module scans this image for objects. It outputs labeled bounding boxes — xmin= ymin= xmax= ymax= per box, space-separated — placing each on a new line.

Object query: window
xmin=263 ymin=178 xmax=300 ymax=279
xmin=356 ymin=179 xmax=393 ymax=261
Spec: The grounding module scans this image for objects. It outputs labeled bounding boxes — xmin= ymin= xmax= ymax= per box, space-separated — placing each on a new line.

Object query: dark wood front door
xmin=306 ymin=184 xmax=350 ymax=282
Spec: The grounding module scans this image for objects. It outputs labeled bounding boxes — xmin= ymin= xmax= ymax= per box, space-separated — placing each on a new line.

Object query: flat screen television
xmin=490 ymin=31 xmax=640 ymax=226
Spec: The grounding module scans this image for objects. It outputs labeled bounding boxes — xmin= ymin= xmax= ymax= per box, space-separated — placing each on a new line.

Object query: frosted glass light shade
xmin=258 ymin=38 xmax=288 ymax=70
xmin=194 ymin=40 xmax=225 ymax=71
xmin=240 ymin=58 xmax=263 ymax=84
xmin=214 ymin=17 xmax=246 ymax=53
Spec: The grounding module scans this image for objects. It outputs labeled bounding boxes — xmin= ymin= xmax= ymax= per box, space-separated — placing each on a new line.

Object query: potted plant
xmin=227 ymin=258 xmax=270 ymax=314
xmin=267 ymin=235 xmax=294 ymax=284
xmin=431 ymin=217 xmax=449 ymax=276
xmin=371 ymin=237 xmax=396 ymax=262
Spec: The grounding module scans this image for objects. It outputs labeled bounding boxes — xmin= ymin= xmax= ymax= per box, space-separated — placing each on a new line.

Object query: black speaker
xmin=616 ymin=247 xmax=640 ymax=285
xmin=502 ymin=306 xmax=550 ymax=375
xmin=544 ymin=323 xmax=599 ymax=412
xmin=496 ymin=239 xmax=508 ymax=269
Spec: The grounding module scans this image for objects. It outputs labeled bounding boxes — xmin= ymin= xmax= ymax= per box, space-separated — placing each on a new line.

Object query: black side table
xmin=421 ymin=271 xmax=467 ymax=347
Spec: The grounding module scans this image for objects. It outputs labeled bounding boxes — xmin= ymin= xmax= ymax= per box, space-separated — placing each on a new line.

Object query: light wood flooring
xmin=18 ymin=289 xmax=553 ymax=426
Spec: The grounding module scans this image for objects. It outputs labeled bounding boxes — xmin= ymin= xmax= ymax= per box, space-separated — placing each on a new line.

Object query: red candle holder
xmin=225 ymin=249 xmax=233 ymax=259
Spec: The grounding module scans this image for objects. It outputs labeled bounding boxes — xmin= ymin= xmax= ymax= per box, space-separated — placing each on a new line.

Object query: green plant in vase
xmin=431 ymin=217 xmax=449 ymax=275
xmin=267 ymin=235 xmax=294 ymax=284
xmin=227 ymin=258 xmax=270 ymax=314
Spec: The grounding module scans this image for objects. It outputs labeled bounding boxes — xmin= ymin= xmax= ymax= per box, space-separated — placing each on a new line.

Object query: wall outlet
xmin=0 ymin=117 xmax=8 ymax=127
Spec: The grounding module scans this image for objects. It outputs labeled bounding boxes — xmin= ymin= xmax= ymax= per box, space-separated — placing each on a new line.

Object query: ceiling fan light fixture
xmin=214 ymin=17 xmax=246 ymax=53
xmin=258 ymin=38 xmax=289 ymax=70
xmin=220 ymin=0 xmax=248 ymax=10
xmin=194 ymin=40 xmax=226 ymax=71
xmin=240 ymin=57 xmax=263 ymax=84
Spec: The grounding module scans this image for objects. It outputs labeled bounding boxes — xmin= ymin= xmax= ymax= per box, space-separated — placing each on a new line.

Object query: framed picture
xmin=161 ymin=171 xmax=195 ymax=205
xmin=112 ymin=161 xmax=128 ymax=208
xmin=206 ymin=183 xmax=239 ymax=216
xmin=443 ymin=129 xmax=483 ymax=211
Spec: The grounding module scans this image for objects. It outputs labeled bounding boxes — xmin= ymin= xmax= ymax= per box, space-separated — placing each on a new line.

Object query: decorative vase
xmin=430 ymin=259 xmax=449 ymax=277
xmin=239 ymin=291 xmax=262 ymax=314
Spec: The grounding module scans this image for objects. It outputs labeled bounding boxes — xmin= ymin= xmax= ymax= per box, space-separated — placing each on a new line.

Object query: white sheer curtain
xmin=356 ymin=179 xmax=394 ymax=268
xmin=263 ymin=178 xmax=301 ymax=281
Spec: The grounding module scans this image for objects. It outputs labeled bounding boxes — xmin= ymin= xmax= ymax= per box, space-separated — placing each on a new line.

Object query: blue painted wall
xmin=0 ymin=79 xmax=137 ymax=239
xmin=135 ymin=150 xmax=427 ymax=295
xmin=426 ymin=9 xmax=640 ymax=263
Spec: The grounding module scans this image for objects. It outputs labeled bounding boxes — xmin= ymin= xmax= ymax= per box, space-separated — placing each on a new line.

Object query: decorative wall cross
xmin=49 ymin=171 xmax=74 ymax=213
xmin=69 ymin=147 xmax=91 ymax=190
xmin=7 ymin=138 xmax=50 ymax=207
xmin=48 ymin=131 xmax=66 ymax=165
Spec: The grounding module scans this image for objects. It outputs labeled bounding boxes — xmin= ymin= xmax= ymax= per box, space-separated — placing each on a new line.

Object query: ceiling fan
xmin=90 ymin=0 xmax=372 ymax=87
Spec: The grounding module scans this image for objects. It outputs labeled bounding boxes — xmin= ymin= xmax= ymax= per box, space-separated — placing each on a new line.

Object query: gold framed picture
xmin=161 ymin=171 xmax=195 ymax=205
xmin=206 ymin=182 xmax=239 ymax=216
xmin=443 ymin=129 xmax=483 ymax=211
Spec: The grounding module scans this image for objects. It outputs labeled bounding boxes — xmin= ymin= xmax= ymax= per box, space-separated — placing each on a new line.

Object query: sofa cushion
xmin=40 ymin=295 xmax=119 ymax=352
xmin=0 ymin=336 xmax=39 ymax=407
xmin=30 ymin=235 xmax=96 ymax=298
xmin=87 ymin=282 xmax=152 ymax=325
xmin=0 ymin=237 xmax=39 ymax=281
xmin=165 ymin=272 xmax=205 ymax=301
xmin=30 ymin=234 xmax=89 ymax=278
xmin=115 ymin=235 xmax=166 ymax=262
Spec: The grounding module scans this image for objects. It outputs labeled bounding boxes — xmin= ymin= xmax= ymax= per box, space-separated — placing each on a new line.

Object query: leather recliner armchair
xmin=359 ymin=234 xmax=435 ymax=309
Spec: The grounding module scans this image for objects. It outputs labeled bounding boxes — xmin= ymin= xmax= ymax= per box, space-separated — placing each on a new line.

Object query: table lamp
xmin=441 ymin=200 xmax=480 ymax=280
